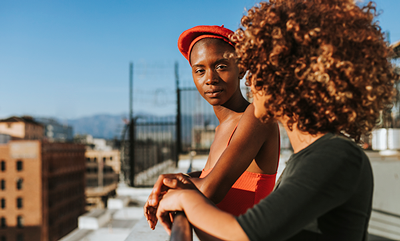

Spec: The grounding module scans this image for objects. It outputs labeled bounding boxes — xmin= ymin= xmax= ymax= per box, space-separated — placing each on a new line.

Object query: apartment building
xmin=0 ymin=116 xmax=44 ymax=140
xmin=84 ymin=139 xmax=120 ymax=210
xmin=0 ymin=140 xmax=86 ymax=241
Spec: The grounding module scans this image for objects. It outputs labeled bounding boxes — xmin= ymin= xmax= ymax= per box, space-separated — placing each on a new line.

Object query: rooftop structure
xmin=0 ymin=116 xmax=44 ymax=140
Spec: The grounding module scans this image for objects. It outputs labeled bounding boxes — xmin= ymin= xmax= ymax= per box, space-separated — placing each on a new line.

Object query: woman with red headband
xmin=144 ymin=25 xmax=280 ymax=228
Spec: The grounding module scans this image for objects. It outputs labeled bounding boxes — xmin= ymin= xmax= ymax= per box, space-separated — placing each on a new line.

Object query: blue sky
xmin=1 ymin=0 xmax=399 ymax=119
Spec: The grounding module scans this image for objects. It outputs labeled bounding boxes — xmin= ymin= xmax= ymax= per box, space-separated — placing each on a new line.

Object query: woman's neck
xmin=213 ymin=95 xmax=249 ymax=124
xmin=278 ymin=116 xmax=326 ymax=153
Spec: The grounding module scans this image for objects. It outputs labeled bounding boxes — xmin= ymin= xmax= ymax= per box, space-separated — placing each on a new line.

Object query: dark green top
xmin=237 ymin=133 xmax=373 ymax=241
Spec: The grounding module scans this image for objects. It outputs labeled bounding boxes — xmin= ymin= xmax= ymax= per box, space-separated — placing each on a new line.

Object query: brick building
xmin=0 ymin=116 xmax=44 ymax=140
xmin=0 ymin=140 xmax=86 ymax=241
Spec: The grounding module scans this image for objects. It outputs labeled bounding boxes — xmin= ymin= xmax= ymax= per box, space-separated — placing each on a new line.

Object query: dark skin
xmin=144 ymin=38 xmax=279 ymax=229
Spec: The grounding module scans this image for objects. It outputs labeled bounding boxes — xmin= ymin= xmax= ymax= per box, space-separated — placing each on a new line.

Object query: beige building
xmin=0 ymin=116 xmax=44 ymax=140
xmin=85 ymin=149 xmax=121 ymax=174
xmin=83 ymin=139 xmax=120 ymax=210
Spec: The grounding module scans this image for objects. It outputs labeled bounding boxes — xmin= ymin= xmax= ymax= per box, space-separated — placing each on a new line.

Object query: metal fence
xmin=120 ymin=116 xmax=178 ymax=187
xmin=179 ymin=86 xmax=252 ymax=153
xmin=120 ymin=62 xmax=291 ymax=187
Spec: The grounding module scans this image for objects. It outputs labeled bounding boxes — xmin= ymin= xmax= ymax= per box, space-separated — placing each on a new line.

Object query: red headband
xmin=178 ymin=25 xmax=235 ymax=65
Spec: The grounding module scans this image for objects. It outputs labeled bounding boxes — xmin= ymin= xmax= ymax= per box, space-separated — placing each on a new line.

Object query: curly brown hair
xmin=232 ymin=0 xmax=398 ymax=142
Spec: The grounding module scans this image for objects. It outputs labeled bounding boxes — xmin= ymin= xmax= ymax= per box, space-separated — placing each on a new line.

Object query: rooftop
xmin=60 ymin=151 xmax=399 ymax=241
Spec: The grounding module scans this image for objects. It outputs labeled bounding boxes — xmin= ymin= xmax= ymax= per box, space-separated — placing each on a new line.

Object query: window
xmin=16 ymin=179 xmax=23 ymax=190
xmin=16 ymin=234 xmax=23 ymax=241
xmin=0 ymin=180 xmax=5 ymax=190
xmin=0 ymin=161 xmax=5 ymax=171
xmin=110 ymin=156 xmax=113 ymax=161
xmin=0 ymin=217 xmax=6 ymax=228
xmin=0 ymin=235 xmax=6 ymax=241
xmin=17 ymin=216 xmax=23 ymax=228
xmin=103 ymin=157 xmax=106 ymax=162
xmin=86 ymin=157 xmax=91 ymax=162
xmin=1 ymin=199 xmax=5 ymax=209
xmin=16 ymin=161 xmax=23 ymax=171
xmin=16 ymin=198 xmax=22 ymax=209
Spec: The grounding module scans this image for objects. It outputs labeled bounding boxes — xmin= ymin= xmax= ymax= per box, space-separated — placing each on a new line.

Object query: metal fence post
xmin=129 ymin=62 xmax=135 ymax=187
xmin=175 ymin=62 xmax=181 ymax=167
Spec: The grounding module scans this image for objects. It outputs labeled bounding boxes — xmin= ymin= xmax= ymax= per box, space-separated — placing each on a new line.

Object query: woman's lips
xmin=205 ymin=89 xmax=223 ymax=97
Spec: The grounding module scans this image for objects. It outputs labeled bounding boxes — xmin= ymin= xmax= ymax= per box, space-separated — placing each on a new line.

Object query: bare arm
xmin=187 ymin=171 xmax=202 ymax=178
xmin=144 ymin=104 xmax=278 ymax=228
xmin=157 ymin=188 xmax=249 ymax=241
xmin=199 ymin=104 xmax=279 ymax=203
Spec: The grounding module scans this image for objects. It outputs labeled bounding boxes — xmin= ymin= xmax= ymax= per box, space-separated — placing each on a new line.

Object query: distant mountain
xmin=65 ymin=112 xmax=178 ymax=139
xmin=67 ymin=114 xmax=127 ymax=139
xmin=34 ymin=110 xmax=217 ymax=140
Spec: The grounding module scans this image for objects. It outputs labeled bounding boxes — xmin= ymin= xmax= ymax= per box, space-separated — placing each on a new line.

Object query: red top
xmin=199 ymin=124 xmax=279 ymax=216
xmin=200 ymin=168 xmax=276 ymax=216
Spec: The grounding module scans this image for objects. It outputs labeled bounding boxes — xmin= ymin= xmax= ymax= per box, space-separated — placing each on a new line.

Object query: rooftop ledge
xmin=124 ymin=214 xmax=200 ymax=241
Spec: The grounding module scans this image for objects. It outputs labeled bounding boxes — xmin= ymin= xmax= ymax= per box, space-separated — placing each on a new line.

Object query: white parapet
xmin=108 ymin=196 xmax=130 ymax=209
xmin=78 ymin=209 xmax=112 ymax=230
xmin=367 ymin=151 xmax=400 ymax=240
xmin=372 ymin=128 xmax=400 ymax=151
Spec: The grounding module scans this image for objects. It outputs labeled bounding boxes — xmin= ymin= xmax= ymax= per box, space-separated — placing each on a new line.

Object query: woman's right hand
xmin=143 ymin=173 xmax=197 ymax=229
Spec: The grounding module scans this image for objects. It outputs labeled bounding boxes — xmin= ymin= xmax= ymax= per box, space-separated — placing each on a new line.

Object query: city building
xmin=0 ymin=116 xmax=44 ymax=140
xmin=74 ymin=135 xmax=120 ymax=210
xmin=0 ymin=134 xmax=11 ymax=144
xmin=0 ymin=140 xmax=86 ymax=241
xmin=35 ymin=118 xmax=73 ymax=142
xmin=85 ymin=149 xmax=120 ymax=210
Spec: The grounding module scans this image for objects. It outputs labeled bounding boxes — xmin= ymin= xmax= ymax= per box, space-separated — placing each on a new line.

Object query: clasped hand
xmin=143 ymin=173 xmax=197 ymax=230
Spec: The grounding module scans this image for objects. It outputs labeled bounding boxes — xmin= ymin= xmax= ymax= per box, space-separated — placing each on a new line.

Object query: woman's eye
xmin=195 ymin=69 xmax=204 ymax=74
xmin=216 ymin=64 xmax=227 ymax=70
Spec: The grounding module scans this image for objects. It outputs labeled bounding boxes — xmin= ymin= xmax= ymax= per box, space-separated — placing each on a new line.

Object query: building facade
xmin=84 ymin=147 xmax=120 ymax=210
xmin=0 ymin=140 xmax=86 ymax=241
xmin=0 ymin=116 xmax=44 ymax=140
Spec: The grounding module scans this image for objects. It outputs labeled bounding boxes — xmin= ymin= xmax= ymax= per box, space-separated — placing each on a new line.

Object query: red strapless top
xmin=199 ymin=123 xmax=279 ymax=216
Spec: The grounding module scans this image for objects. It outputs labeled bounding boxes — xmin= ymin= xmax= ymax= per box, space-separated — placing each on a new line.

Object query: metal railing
xmin=170 ymin=212 xmax=192 ymax=241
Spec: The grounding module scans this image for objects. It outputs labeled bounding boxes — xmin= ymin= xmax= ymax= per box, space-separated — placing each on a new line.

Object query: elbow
xmin=200 ymin=182 xmax=227 ymax=204
xmin=209 ymin=193 xmax=225 ymax=204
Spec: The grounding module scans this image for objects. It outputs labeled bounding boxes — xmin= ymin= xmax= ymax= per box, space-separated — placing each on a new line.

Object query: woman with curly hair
xmin=154 ymin=0 xmax=398 ymax=240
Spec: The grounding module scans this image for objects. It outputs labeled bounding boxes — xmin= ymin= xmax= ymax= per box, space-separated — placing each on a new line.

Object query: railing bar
xmin=170 ymin=212 xmax=193 ymax=241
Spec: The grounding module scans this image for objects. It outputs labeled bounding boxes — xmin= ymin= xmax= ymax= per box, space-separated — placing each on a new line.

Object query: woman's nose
xmin=205 ymin=70 xmax=219 ymax=85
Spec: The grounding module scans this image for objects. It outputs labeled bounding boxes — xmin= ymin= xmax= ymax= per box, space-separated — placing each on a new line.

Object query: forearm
xmin=188 ymin=176 xmax=225 ymax=204
xmin=187 ymin=176 xmax=224 ymax=204
xmin=188 ymin=171 xmax=202 ymax=178
xmin=181 ymin=190 xmax=249 ymax=241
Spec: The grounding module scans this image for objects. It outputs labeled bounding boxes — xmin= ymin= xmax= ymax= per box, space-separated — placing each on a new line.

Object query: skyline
xmin=1 ymin=0 xmax=399 ymax=120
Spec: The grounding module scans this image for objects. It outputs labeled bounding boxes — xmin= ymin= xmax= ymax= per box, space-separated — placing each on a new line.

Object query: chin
xmin=207 ymin=99 xmax=225 ymax=106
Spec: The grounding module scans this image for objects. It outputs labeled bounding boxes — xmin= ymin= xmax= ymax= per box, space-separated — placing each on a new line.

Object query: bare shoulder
xmin=229 ymin=103 xmax=279 ymax=173
xmin=238 ymin=104 xmax=278 ymax=139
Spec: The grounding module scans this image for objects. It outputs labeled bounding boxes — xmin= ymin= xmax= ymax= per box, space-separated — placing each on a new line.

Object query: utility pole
xmin=129 ymin=62 xmax=135 ymax=186
xmin=175 ymin=62 xmax=181 ymax=167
